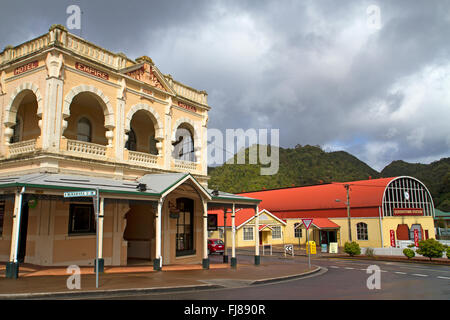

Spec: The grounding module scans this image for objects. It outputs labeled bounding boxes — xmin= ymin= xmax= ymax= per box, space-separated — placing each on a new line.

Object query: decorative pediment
xmin=124 ymin=59 xmax=166 ymax=92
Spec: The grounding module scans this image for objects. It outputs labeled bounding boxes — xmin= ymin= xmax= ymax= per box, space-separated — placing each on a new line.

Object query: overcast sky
xmin=1 ymin=0 xmax=449 ymax=171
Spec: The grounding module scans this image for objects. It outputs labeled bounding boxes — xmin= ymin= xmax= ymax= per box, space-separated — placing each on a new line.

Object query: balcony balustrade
xmin=8 ymin=139 xmax=37 ymax=156
xmin=128 ymin=150 xmax=158 ymax=168
xmin=173 ymin=159 xmax=198 ymax=172
xmin=66 ymin=139 xmax=106 ymax=159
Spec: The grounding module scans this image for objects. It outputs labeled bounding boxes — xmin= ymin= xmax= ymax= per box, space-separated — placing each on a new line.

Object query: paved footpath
xmin=0 ymin=257 xmax=320 ymax=299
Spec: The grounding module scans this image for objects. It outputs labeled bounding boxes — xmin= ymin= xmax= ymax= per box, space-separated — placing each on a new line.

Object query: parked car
xmin=208 ymin=239 xmax=225 ymax=255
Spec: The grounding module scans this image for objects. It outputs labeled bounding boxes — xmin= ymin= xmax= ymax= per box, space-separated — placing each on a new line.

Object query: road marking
xmin=329 ymin=266 xmax=340 ymax=269
xmin=344 ymin=267 xmax=354 ymax=270
xmin=398 ymin=266 xmax=450 ymax=273
xmin=411 ymin=274 xmax=428 ymax=277
xmin=395 ymin=272 xmax=407 ymax=275
xmin=437 ymin=276 xmax=450 ymax=280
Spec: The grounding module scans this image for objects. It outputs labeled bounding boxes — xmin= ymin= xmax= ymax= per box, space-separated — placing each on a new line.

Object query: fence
xmin=361 ymin=239 xmax=449 ymax=257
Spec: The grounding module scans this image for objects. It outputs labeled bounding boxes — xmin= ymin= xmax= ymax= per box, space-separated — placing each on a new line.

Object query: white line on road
xmin=411 ymin=274 xmax=428 ymax=277
xmin=329 ymin=266 xmax=340 ymax=268
xmin=344 ymin=267 xmax=354 ymax=270
xmin=437 ymin=276 xmax=450 ymax=280
xmin=395 ymin=272 xmax=407 ymax=275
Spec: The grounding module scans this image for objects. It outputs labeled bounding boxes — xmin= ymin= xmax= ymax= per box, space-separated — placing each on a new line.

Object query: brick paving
xmin=0 ymin=259 xmax=316 ymax=298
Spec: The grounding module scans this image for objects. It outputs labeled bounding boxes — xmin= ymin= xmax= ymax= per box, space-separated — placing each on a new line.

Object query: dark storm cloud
xmin=1 ymin=0 xmax=449 ymax=170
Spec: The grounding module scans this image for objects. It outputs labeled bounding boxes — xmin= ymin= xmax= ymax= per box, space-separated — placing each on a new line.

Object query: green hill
xmin=208 ymin=144 xmax=380 ymax=193
xmin=207 ymin=144 xmax=450 ymax=211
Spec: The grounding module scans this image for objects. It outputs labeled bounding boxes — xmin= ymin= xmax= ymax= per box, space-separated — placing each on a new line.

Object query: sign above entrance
xmin=393 ymin=208 xmax=423 ymax=216
xmin=302 ymin=218 xmax=313 ymax=230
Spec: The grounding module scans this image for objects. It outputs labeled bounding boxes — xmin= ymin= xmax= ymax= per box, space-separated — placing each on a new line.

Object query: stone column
xmin=201 ymin=114 xmax=208 ymax=176
xmin=0 ymin=75 xmax=6 ymax=157
xmin=164 ymin=98 xmax=172 ymax=170
xmin=115 ymin=78 xmax=126 ymax=162
xmin=42 ymin=51 xmax=64 ymax=153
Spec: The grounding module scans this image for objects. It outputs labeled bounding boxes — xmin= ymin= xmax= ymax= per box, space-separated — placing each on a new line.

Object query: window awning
xmin=311 ymin=218 xmax=340 ymax=230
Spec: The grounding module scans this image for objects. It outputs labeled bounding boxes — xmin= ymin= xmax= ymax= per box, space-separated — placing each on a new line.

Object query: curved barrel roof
xmin=238 ymin=177 xmax=397 ymax=212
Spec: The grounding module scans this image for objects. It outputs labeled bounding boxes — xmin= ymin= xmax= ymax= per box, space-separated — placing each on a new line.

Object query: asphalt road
xmin=100 ymin=254 xmax=450 ymax=300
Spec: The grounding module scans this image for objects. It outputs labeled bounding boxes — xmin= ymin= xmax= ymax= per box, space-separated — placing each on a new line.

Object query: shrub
xmin=416 ymin=238 xmax=445 ymax=261
xmin=447 ymin=247 xmax=450 ymax=259
xmin=365 ymin=247 xmax=375 ymax=257
xmin=344 ymin=241 xmax=361 ymax=256
xmin=403 ymin=248 xmax=415 ymax=259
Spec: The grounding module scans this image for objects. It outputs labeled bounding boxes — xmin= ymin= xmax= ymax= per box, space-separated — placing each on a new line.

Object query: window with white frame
xmin=272 ymin=226 xmax=282 ymax=239
xmin=243 ymin=227 xmax=254 ymax=241
xmin=357 ymin=222 xmax=368 ymax=240
xmin=294 ymin=223 xmax=302 ymax=238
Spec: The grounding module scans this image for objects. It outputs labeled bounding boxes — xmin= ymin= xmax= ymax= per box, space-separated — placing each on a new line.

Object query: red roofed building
xmin=209 ymin=176 xmax=436 ymax=250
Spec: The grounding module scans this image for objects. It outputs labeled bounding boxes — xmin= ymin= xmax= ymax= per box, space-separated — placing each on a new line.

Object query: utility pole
xmin=345 ymin=184 xmax=352 ymax=242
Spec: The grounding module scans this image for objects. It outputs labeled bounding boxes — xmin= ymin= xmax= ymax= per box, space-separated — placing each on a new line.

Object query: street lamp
xmin=335 ymin=184 xmax=352 ymax=242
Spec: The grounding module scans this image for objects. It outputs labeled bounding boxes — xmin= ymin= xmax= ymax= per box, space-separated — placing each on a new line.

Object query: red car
xmin=208 ymin=239 xmax=225 ymax=255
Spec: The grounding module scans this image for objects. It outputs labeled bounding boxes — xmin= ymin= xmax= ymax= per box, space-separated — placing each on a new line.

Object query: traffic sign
xmin=64 ymin=190 xmax=97 ymax=198
xmin=302 ymin=219 xmax=313 ymax=230
xmin=284 ymin=244 xmax=294 ymax=257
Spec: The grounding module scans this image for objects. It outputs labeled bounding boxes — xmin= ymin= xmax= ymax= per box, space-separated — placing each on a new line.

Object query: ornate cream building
xmin=0 ymin=25 xmax=260 ymax=278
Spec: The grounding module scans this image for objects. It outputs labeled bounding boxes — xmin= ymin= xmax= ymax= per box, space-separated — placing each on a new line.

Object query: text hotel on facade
xmin=0 ymin=25 xmax=260 ymax=278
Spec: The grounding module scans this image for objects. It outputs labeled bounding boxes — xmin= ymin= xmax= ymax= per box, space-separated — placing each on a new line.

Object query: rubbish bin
xmin=307 ymin=241 xmax=316 ymax=254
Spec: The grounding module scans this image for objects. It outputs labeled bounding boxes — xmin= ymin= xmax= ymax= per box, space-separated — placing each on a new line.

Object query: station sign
xmin=393 ymin=208 xmax=423 ymax=216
